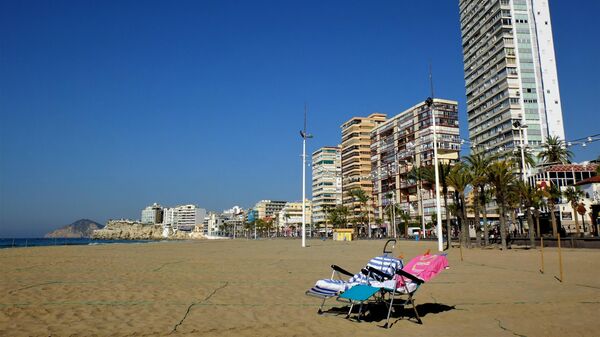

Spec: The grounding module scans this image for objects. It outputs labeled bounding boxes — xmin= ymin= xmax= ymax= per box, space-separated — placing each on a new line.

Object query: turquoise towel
xmin=338 ymin=285 xmax=379 ymax=302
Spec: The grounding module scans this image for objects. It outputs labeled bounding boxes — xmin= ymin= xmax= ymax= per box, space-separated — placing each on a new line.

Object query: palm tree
xmin=542 ymin=184 xmax=562 ymax=238
xmin=400 ymin=210 xmax=411 ymax=238
xmin=538 ymin=135 xmax=573 ymax=165
xmin=384 ymin=200 xmax=403 ymax=238
xmin=533 ymin=195 xmax=545 ymax=241
xmin=464 ymin=153 xmax=493 ymax=247
xmin=327 ymin=205 xmax=350 ymax=229
xmin=422 ymin=163 xmax=453 ymax=244
xmin=284 ymin=214 xmax=291 ymax=237
xmin=516 ymin=181 xmax=543 ymax=248
xmin=563 ymin=187 xmax=584 ymax=237
xmin=486 ymin=160 xmax=518 ymax=250
xmin=447 ymin=164 xmax=472 ymax=248
xmin=349 ymin=188 xmax=370 ymax=237
xmin=408 ymin=166 xmax=426 ymax=234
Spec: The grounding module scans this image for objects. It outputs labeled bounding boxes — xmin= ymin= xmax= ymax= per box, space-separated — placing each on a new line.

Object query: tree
xmin=243 ymin=220 xmax=253 ymax=239
xmin=400 ymin=211 xmax=411 ymax=238
xmin=255 ymin=218 xmax=267 ymax=237
xmin=263 ymin=216 xmax=274 ymax=238
xmin=384 ymin=200 xmax=403 ymax=238
xmin=538 ymin=135 xmax=573 ymax=165
xmin=408 ymin=166 xmax=426 ymax=234
xmin=422 ymin=163 xmax=453 ymax=245
xmin=542 ymin=184 xmax=562 ymax=238
xmin=516 ymin=181 xmax=543 ymax=248
xmin=327 ymin=205 xmax=349 ymax=229
xmin=563 ymin=187 xmax=584 ymax=237
xmin=447 ymin=163 xmax=472 ymax=248
xmin=349 ymin=188 xmax=370 ymax=237
xmin=464 ymin=153 xmax=493 ymax=247
xmin=486 ymin=160 xmax=518 ymax=250
xmin=284 ymin=214 xmax=291 ymax=237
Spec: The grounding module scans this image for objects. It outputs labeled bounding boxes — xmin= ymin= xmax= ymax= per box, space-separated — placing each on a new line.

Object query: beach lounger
xmin=367 ymin=253 xmax=449 ymax=328
xmin=305 ymin=239 xmax=402 ymax=314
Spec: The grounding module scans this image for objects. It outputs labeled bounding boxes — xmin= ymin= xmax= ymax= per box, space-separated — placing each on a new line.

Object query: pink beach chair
xmin=367 ymin=252 xmax=449 ymax=327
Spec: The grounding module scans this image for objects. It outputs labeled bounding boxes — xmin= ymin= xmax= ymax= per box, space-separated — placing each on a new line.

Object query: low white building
xmin=205 ymin=212 xmax=225 ymax=236
xmin=558 ymin=176 xmax=600 ymax=236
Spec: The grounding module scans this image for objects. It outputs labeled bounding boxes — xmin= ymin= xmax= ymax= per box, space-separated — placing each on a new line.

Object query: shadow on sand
xmin=322 ymin=302 xmax=456 ymax=327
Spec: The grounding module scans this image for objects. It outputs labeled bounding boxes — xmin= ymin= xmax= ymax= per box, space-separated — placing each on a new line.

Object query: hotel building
xmin=163 ymin=204 xmax=206 ymax=231
xmin=341 ymin=113 xmax=387 ymax=223
xmin=370 ymin=99 xmax=461 ymax=223
xmin=253 ymin=200 xmax=287 ymax=220
xmin=277 ymin=200 xmax=313 ymax=235
xmin=459 ymin=0 xmax=565 ymax=156
xmin=141 ymin=203 xmax=163 ymax=224
xmin=311 ymin=146 xmax=342 ymax=229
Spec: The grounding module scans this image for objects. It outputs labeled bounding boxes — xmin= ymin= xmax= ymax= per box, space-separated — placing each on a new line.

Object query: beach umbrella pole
xmin=555 ymin=234 xmax=563 ymax=282
xmin=540 ymin=237 xmax=544 ymax=274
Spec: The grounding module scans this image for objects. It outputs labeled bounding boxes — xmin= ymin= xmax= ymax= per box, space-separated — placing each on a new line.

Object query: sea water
xmin=0 ymin=238 xmax=152 ymax=249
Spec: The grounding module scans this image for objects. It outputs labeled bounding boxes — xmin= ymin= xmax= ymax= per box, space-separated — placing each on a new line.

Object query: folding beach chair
xmin=367 ymin=253 xmax=449 ymax=328
xmin=305 ymin=239 xmax=401 ymax=314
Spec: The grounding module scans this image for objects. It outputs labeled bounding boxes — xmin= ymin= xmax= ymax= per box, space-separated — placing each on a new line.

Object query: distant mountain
xmin=44 ymin=219 xmax=104 ymax=238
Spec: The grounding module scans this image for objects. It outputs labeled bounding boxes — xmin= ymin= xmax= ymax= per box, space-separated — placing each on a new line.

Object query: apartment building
xmin=341 ymin=113 xmax=387 ymax=223
xmin=311 ymin=146 xmax=342 ymax=229
xmin=459 ymin=0 xmax=565 ymax=157
xmin=169 ymin=204 xmax=207 ymax=231
xmin=371 ymin=99 xmax=461 ymax=224
xmin=141 ymin=203 xmax=163 ymax=224
xmin=253 ymin=200 xmax=287 ymax=220
xmin=277 ymin=200 xmax=312 ymax=236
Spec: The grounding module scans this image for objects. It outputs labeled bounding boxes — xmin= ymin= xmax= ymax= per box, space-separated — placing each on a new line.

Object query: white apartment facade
xmin=253 ymin=200 xmax=287 ymax=220
xmin=165 ymin=204 xmax=207 ymax=231
xmin=371 ymin=99 xmax=461 ymax=224
xmin=459 ymin=0 xmax=565 ymax=157
xmin=311 ymin=146 xmax=342 ymax=228
xmin=141 ymin=203 xmax=163 ymax=224
xmin=277 ymin=200 xmax=312 ymax=235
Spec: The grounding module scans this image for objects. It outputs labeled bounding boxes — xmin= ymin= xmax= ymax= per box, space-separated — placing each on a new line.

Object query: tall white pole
xmin=391 ymin=191 xmax=396 ymax=238
xmin=520 ymin=127 xmax=527 ymax=182
xmin=367 ymin=202 xmax=372 ymax=239
xmin=431 ymin=100 xmax=444 ymax=252
xmin=302 ymin=137 xmax=306 ymax=248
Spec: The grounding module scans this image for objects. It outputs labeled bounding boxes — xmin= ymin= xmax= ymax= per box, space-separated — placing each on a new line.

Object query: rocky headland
xmin=45 ymin=219 xmax=104 ymax=238
xmin=92 ymin=220 xmax=205 ymax=240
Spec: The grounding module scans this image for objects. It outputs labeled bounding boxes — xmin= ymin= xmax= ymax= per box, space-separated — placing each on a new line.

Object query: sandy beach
xmin=1 ymin=239 xmax=599 ymax=337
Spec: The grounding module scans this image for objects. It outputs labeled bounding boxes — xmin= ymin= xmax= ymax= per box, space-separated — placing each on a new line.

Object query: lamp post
xmin=300 ymin=105 xmax=313 ymax=248
xmin=513 ymin=120 xmax=529 ymax=181
xmin=425 ymin=97 xmax=444 ymax=252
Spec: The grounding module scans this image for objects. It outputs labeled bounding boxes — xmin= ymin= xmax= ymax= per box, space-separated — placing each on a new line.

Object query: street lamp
xmin=425 ymin=97 xmax=444 ymax=252
xmin=512 ymin=120 xmax=529 ymax=181
xmin=300 ymin=105 xmax=313 ymax=248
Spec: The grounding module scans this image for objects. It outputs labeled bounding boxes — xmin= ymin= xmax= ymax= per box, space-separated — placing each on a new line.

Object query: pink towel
xmin=394 ymin=254 xmax=449 ymax=287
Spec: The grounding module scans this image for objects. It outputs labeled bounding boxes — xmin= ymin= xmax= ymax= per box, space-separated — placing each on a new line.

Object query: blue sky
xmin=1 ymin=0 xmax=599 ymax=237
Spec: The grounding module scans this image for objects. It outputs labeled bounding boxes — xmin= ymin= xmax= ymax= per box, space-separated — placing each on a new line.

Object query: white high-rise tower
xmin=459 ymin=0 xmax=565 ymax=156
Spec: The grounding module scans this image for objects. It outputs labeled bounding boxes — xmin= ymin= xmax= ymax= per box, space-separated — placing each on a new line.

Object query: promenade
xmin=1 ymin=239 xmax=599 ymax=336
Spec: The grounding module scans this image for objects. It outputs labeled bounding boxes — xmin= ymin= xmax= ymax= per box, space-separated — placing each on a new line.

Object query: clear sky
xmin=1 ymin=0 xmax=599 ymax=237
